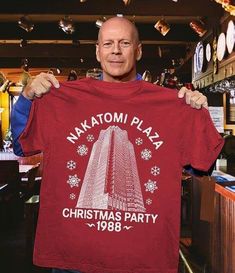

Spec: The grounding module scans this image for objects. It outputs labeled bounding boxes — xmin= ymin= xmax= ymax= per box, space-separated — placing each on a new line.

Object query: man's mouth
xmin=109 ymin=60 xmax=124 ymax=63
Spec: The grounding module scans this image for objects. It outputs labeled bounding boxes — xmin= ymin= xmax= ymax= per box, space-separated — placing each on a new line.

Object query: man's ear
xmin=96 ymin=43 xmax=101 ymax=63
xmin=136 ymin=43 xmax=142 ymax=61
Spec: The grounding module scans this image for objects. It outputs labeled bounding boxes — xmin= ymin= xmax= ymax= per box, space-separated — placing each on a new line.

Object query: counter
xmin=191 ymin=173 xmax=235 ymax=273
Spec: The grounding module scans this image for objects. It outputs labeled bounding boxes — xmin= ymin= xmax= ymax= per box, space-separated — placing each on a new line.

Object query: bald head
xmin=98 ymin=17 xmax=140 ymax=44
xmin=96 ymin=16 xmax=142 ymax=82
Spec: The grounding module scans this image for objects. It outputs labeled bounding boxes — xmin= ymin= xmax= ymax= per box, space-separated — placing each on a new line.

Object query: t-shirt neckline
xmin=87 ymin=77 xmax=143 ymax=99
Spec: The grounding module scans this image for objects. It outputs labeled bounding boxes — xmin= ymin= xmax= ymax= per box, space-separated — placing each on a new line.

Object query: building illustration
xmin=76 ymin=126 xmax=146 ymax=212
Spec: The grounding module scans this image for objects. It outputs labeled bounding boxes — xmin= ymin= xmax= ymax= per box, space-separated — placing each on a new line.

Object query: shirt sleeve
xmin=18 ymin=97 xmax=48 ymax=156
xmin=180 ymin=108 xmax=224 ymax=171
xmin=11 ymin=94 xmax=32 ymax=156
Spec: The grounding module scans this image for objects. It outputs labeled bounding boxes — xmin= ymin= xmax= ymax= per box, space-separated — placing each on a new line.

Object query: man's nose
xmin=112 ymin=42 xmax=121 ymax=54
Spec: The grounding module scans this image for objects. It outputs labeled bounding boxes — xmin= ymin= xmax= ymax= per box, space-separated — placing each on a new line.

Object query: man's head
xmin=96 ymin=17 xmax=142 ymax=82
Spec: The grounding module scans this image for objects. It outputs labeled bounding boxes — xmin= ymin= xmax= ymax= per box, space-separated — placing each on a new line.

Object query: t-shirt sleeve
xmin=180 ymin=108 xmax=224 ymax=171
xmin=19 ymin=98 xmax=48 ymax=156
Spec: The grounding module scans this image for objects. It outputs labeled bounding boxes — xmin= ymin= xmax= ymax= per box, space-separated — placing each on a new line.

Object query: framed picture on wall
xmin=226 ymin=92 xmax=235 ymax=124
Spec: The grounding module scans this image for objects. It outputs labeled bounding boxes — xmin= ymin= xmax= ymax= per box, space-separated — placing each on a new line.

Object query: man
xmin=11 ymin=17 xmax=223 ymax=273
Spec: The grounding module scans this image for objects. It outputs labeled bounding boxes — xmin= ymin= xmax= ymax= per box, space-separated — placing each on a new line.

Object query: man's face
xmin=96 ymin=18 xmax=142 ymax=82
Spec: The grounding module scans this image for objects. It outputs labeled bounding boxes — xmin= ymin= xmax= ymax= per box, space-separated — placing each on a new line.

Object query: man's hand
xmin=22 ymin=72 xmax=60 ymax=100
xmin=178 ymin=87 xmax=208 ymax=109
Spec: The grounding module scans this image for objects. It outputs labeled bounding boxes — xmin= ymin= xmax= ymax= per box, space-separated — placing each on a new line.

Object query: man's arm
xmin=11 ymin=95 xmax=32 ymax=156
xmin=11 ymin=73 xmax=60 ymax=156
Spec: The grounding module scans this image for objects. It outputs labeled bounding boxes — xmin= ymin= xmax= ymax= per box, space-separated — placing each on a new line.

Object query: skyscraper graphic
xmin=76 ymin=126 xmax=146 ymax=212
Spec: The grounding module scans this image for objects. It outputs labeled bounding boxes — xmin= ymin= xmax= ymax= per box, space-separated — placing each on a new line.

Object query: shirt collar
xmin=98 ymin=73 xmax=142 ymax=81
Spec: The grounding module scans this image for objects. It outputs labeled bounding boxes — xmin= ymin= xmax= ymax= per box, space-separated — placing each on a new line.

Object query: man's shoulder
xmin=141 ymin=80 xmax=180 ymax=103
xmin=59 ymin=77 xmax=90 ymax=90
xmin=142 ymin=80 xmax=177 ymax=94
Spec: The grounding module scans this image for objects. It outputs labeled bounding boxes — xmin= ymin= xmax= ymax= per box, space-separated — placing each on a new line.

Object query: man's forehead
xmin=98 ymin=18 xmax=138 ymax=42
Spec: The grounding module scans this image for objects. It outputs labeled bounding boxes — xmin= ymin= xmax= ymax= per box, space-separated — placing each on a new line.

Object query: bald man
xmin=11 ymin=17 xmax=223 ymax=273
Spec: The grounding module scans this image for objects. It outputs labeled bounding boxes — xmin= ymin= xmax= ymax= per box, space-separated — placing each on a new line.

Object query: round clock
xmin=217 ymin=32 xmax=226 ymax=61
xmin=226 ymin=20 xmax=235 ymax=54
xmin=193 ymin=53 xmax=197 ymax=73
xmin=206 ymin=43 xmax=212 ymax=62
xmin=196 ymin=42 xmax=204 ymax=72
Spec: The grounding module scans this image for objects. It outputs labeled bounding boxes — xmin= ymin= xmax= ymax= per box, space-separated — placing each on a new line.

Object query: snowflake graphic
xmin=151 ymin=166 xmax=160 ymax=176
xmin=141 ymin=149 xmax=152 ymax=160
xmin=146 ymin=198 xmax=152 ymax=205
xmin=145 ymin=179 xmax=158 ymax=193
xmin=87 ymin=134 xmax=95 ymax=142
xmin=77 ymin=144 xmax=88 ymax=156
xmin=135 ymin=137 xmax=143 ymax=145
xmin=67 ymin=174 xmax=81 ymax=188
xmin=67 ymin=160 xmax=76 ymax=170
xmin=70 ymin=193 xmax=76 ymax=200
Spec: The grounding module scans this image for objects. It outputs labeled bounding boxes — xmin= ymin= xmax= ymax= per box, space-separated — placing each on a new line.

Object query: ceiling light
xmin=217 ymin=1 xmax=235 ymax=15
xmin=95 ymin=17 xmax=107 ymax=28
xmin=21 ymin=58 xmax=29 ymax=71
xmin=157 ymin=46 xmax=162 ymax=58
xmin=48 ymin=68 xmax=61 ymax=75
xmin=86 ymin=68 xmax=102 ymax=79
xmin=123 ymin=0 xmax=131 ymax=5
xmin=68 ymin=70 xmax=78 ymax=81
xmin=154 ymin=19 xmax=171 ymax=36
xmin=20 ymin=39 xmax=28 ymax=48
xmin=72 ymin=39 xmax=80 ymax=47
xmin=171 ymin=59 xmax=183 ymax=67
xmin=80 ymin=0 xmax=87 ymax=2
xmin=142 ymin=70 xmax=152 ymax=82
xmin=59 ymin=16 xmax=75 ymax=34
xmin=18 ymin=16 xmax=34 ymax=32
xmin=96 ymin=19 xmax=104 ymax=28
xmin=189 ymin=20 xmax=207 ymax=37
xmin=56 ymin=68 xmax=61 ymax=74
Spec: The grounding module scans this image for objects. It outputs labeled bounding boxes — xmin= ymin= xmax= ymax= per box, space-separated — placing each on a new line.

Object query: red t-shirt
xmin=19 ymin=78 xmax=224 ymax=273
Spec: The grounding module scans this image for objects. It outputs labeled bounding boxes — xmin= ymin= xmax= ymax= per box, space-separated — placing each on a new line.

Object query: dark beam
xmin=0 ymin=0 xmax=223 ymax=17
xmin=0 ymin=22 xmax=199 ymax=42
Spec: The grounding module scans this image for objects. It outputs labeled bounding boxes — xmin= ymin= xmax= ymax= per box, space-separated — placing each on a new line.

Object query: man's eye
xmin=103 ymin=42 xmax=112 ymax=47
xmin=121 ymin=41 xmax=131 ymax=47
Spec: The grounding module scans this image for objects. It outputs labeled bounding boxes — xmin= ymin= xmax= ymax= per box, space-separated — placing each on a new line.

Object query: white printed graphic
xmin=135 ymin=137 xmax=143 ymax=145
xmin=70 ymin=193 xmax=76 ymax=200
xmin=87 ymin=134 xmax=95 ymax=142
xmin=145 ymin=180 xmax=158 ymax=193
xmin=76 ymin=126 xmax=146 ymax=212
xmin=67 ymin=174 xmax=81 ymax=188
xmin=86 ymin=223 xmax=96 ymax=228
xmin=151 ymin=166 xmax=160 ymax=176
xmin=141 ymin=149 xmax=152 ymax=160
xmin=123 ymin=226 xmax=133 ymax=230
xmin=146 ymin=198 xmax=152 ymax=205
xmin=77 ymin=144 xmax=88 ymax=156
xmin=67 ymin=160 xmax=76 ymax=170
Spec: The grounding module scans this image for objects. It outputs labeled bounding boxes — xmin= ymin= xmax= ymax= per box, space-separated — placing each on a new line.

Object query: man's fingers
xmin=185 ymin=89 xmax=196 ymax=105
xmin=178 ymin=86 xmax=209 ymax=109
xmin=40 ymin=72 xmax=60 ymax=88
xmin=194 ymin=95 xmax=208 ymax=110
xmin=178 ymin=87 xmax=188 ymax=98
xmin=41 ymin=79 xmax=52 ymax=91
xmin=187 ymin=92 xmax=208 ymax=109
xmin=33 ymin=82 xmax=49 ymax=97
